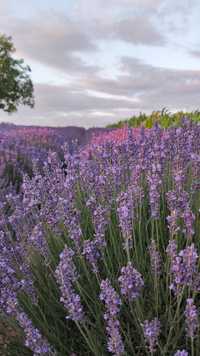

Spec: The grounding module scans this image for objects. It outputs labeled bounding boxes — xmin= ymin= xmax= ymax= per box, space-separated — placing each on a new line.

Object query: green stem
xmin=164 ymin=288 xmax=185 ymax=353
xmin=75 ymin=321 xmax=99 ymax=356
xmin=191 ymin=337 xmax=194 ymax=356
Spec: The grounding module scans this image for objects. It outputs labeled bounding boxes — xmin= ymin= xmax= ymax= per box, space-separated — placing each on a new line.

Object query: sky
xmin=0 ymin=0 xmax=200 ymax=127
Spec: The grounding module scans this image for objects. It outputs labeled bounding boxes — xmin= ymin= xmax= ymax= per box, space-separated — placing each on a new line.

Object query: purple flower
xmin=166 ymin=239 xmax=177 ymax=260
xmin=62 ymin=196 xmax=83 ymax=249
xmin=0 ymin=231 xmax=36 ymax=316
xmin=28 ymin=222 xmax=48 ymax=257
xmin=0 ymin=231 xmax=19 ymax=315
xmin=100 ymin=279 xmax=124 ymax=356
xmin=86 ymin=198 xmax=109 ymax=249
xmin=82 ymin=239 xmax=100 ymax=273
xmin=174 ymin=350 xmax=188 ymax=356
xmin=118 ymin=262 xmax=144 ymax=301
xmin=149 ymin=240 xmax=161 ymax=278
xmin=173 ymin=169 xmax=186 ymax=191
xmin=55 ymin=246 xmax=84 ymax=322
xmin=142 ymin=318 xmax=161 ymax=354
xmin=130 ymin=165 xmax=144 ymax=206
xmin=93 ymin=204 xmax=109 ymax=249
xmin=147 ymin=171 xmax=162 ymax=219
xmin=170 ymin=244 xmax=198 ymax=294
xmin=17 ymin=312 xmax=53 ymax=355
xmin=117 ymin=190 xmax=134 ymax=250
xmin=166 ymin=189 xmax=195 ymax=238
xmin=182 ymin=208 xmax=195 ymax=238
xmin=185 ymin=298 xmax=199 ymax=339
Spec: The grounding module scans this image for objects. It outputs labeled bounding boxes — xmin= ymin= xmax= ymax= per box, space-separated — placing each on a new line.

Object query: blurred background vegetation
xmin=107 ymin=108 xmax=200 ymax=128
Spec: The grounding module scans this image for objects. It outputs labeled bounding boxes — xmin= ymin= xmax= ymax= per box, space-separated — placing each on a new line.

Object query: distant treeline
xmin=107 ymin=108 xmax=200 ymax=128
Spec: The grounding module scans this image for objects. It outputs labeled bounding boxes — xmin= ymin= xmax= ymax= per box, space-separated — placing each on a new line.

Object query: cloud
xmin=1 ymin=13 xmax=100 ymax=76
xmin=119 ymin=57 xmax=200 ymax=109
xmin=190 ymin=50 xmax=200 ymax=58
xmin=73 ymin=0 xmax=162 ymax=19
xmin=0 ymin=82 xmax=140 ymax=127
xmin=34 ymin=83 xmax=139 ymax=112
xmin=71 ymin=56 xmax=200 ymax=111
xmin=97 ymin=16 xmax=164 ymax=46
xmin=1 ymin=1 xmax=165 ymax=77
xmin=0 ymin=81 xmax=139 ymax=122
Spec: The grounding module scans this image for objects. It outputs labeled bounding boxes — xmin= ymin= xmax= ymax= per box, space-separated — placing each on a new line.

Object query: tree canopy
xmin=0 ymin=34 xmax=34 ymax=113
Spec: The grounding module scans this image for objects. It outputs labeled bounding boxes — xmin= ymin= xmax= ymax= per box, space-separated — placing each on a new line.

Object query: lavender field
xmin=0 ymin=118 xmax=200 ymax=355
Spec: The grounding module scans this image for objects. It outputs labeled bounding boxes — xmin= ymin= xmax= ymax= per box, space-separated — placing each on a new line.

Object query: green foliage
xmin=107 ymin=109 xmax=200 ymax=129
xmin=0 ymin=34 xmax=34 ymax=113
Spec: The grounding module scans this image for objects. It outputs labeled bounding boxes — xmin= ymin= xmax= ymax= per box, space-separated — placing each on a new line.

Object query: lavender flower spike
xmin=169 ymin=244 xmax=198 ymax=295
xmin=55 ymin=246 xmax=84 ymax=322
xmin=100 ymin=279 xmax=124 ymax=356
xmin=116 ymin=191 xmax=133 ymax=250
xmin=174 ymin=350 xmax=188 ymax=356
xmin=82 ymin=239 xmax=100 ymax=273
xmin=17 ymin=312 xmax=53 ymax=355
xmin=118 ymin=262 xmax=144 ymax=301
xmin=142 ymin=318 xmax=161 ymax=354
xmin=149 ymin=240 xmax=161 ymax=278
xmin=185 ymin=298 xmax=199 ymax=339
xmin=166 ymin=239 xmax=177 ymax=260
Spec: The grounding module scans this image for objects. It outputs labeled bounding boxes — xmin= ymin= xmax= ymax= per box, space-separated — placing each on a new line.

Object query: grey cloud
xmin=157 ymin=0 xmax=198 ymax=40
xmin=0 ymin=0 xmax=165 ymax=86
xmin=89 ymin=14 xmax=164 ymax=47
xmin=1 ymin=13 xmax=100 ymax=75
xmin=73 ymin=0 xmax=164 ymax=46
xmin=1 ymin=5 xmax=165 ymax=80
xmin=75 ymin=59 xmax=161 ymax=97
xmin=119 ymin=57 xmax=200 ymax=109
xmin=74 ymin=0 xmax=162 ymax=19
xmin=0 ymin=82 xmax=139 ymax=127
xmin=190 ymin=50 xmax=200 ymax=58
xmin=34 ymin=83 xmax=139 ymax=113
xmin=114 ymin=0 xmax=161 ymax=9
xmin=74 ymin=56 xmax=200 ymax=110
xmin=0 ymin=109 xmax=135 ymax=128
xmin=109 ymin=17 xmax=164 ymax=45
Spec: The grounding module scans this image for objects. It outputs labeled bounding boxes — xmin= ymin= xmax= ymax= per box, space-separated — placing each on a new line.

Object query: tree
xmin=0 ymin=34 xmax=34 ymax=113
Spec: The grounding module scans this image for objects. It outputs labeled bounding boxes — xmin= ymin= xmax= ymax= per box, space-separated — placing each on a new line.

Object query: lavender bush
xmin=1 ymin=119 xmax=200 ymax=355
